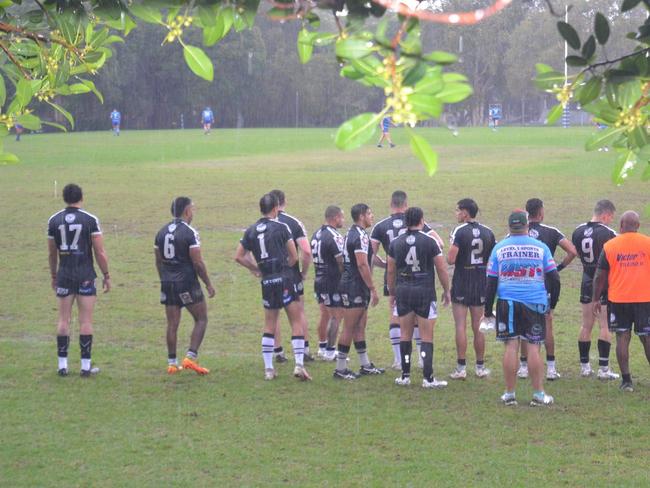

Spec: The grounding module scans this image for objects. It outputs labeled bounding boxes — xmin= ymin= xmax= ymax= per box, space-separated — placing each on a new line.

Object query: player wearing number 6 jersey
xmin=155 ymin=197 xmax=215 ymax=375
xmin=571 ymin=200 xmax=618 ymax=379
xmin=48 ymin=184 xmax=110 ymax=377
xmin=387 ymin=207 xmax=451 ymax=389
xmin=447 ymin=198 xmax=495 ymax=380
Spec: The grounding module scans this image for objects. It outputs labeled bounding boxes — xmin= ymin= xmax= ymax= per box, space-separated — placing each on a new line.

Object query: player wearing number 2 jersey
xmin=571 ymin=199 xmax=618 ymax=379
xmin=48 ymin=184 xmax=110 ymax=377
xmin=155 ymin=197 xmax=215 ymax=376
xmin=447 ymin=198 xmax=495 ymax=380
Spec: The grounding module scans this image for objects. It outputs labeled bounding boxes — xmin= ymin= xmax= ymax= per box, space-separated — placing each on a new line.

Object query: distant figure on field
xmin=110 ymin=109 xmax=121 ymax=136
xmin=202 ymin=107 xmax=214 ymax=135
xmin=377 ymin=116 xmax=395 ymax=148
xmin=15 ymin=123 xmax=24 ymax=141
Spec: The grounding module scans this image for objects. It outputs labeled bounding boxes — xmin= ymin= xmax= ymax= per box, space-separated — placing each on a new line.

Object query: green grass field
xmin=1 ymin=127 xmax=649 ymax=486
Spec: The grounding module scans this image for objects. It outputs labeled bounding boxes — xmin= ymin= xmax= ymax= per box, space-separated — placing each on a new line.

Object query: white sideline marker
xmin=54 ymin=180 xmax=57 ymax=198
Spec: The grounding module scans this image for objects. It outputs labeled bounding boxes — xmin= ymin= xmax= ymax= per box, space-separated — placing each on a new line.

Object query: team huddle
xmin=48 ymin=185 xmax=650 ymax=406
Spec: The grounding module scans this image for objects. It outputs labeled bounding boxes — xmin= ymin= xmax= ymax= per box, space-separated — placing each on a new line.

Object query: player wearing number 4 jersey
xmin=447 ymin=198 xmax=495 ymax=380
xmin=571 ymin=199 xmax=619 ymax=380
xmin=48 ymin=184 xmax=110 ymax=377
xmin=387 ymin=207 xmax=451 ymax=389
xmin=235 ymin=193 xmax=311 ymax=381
xmin=155 ymin=197 xmax=215 ymax=375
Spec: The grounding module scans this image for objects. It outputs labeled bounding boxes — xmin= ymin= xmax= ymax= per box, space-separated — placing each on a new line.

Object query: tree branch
xmin=369 ymin=0 xmax=512 ymax=25
xmin=0 ymin=41 xmax=32 ymax=79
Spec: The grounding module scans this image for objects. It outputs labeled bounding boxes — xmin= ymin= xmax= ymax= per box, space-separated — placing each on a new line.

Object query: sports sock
xmin=578 ymin=341 xmax=591 ymax=364
xmin=622 ymin=373 xmax=632 ymax=383
xmin=168 ymin=354 xmax=177 ymax=366
xmin=597 ymin=339 xmax=611 ymax=368
xmin=413 ymin=326 xmax=422 ymax=354
xmin=291 ymin=335 xmax=305 ymax=367
xmin=318 ymin=341 xmax=327 ymax=352
xmin=274 ymin=346 xmax=284 ymax=356
xmin=389 ymin=324 xmax=401 ymax=363
xmin=57 ymin=335 xmax=69 ymax=370
xmin=304 ymin=340 xmax=310 ymax=355
xmin=519 ymin=356 xmax=527 ymax=365
xmin=457 ymin=358 xmax=467 ymax=370
xmin=546 ymin=355 xmax=555 ymax=369
xmin=186 ymin=349 xmax=197 ymax=360
xmin=503 ymin=391 xmax=516 ymax=399
xmin=533 ymin=390 xmax=545 ymax=400
xmin=399 ymin=341 xmax=412 ymax=378
xmin=262 ymin=333 xmax=275 ymax=370
xmin=336 ymin=344 xmax=350 ymax=371
xmin=476 ymin=360 xmax=484 ymax=368
xmin=421 ymin=342 xmax=433 ymax=381
xmin=80 ymin=335 xmax=92 ymax=371
xmin=354 ymin=341 xmax=370 ymax=367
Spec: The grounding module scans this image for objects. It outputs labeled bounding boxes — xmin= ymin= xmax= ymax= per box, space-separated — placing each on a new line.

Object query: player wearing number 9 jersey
xmin=155 ymin=197 xmax=215 ymax=376
xmin=48 ymin=183 xmax=110 ymax=377
xmin=571 ymin=199 xmax=618 ymax=379
xmin=447 ymin=198 xmax=495 ymax=380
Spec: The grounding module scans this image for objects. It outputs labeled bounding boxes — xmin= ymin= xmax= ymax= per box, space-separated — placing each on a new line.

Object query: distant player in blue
xmin=483 ymin=209 xmax=560 ymax=407
xmin=488 ymin=105 xmax=501 ymax=131
xmin=14 ymin=123 xmax=24 ymax=141
xmin=110 ymin=109 xmax=121 ymax=136
xmin=202 ymin=107 xmax=214 ymax=135
xmin=377 ymin=116 xmax=395 ymax=148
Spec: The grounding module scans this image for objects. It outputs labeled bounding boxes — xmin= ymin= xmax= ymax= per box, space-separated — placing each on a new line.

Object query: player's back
xmin=528 ymin=222 xmax=564 ymax=256
xmin=572 ymin=222 xmax=616 ymax=277
xmin=311 ymin=225 xmax=343 ymax=282
xmin=155 ymin=219 xmax=199 ymax=282
xmin=371 ymin=213 xmax=433 ymax=254
xmin=342 ymin=224 xmax=373 ymax=282
xmin=48 ymin=207 xmax=101 ymax=280
xmin=389 ymin=230 xmax=440 ymax=288
xmin=450 ymin=221 xmax=495 ymax=270
xmin=242 ymin=218 xmax=291 ymax=277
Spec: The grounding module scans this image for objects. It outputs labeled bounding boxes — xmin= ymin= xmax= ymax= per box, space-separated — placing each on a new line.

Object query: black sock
xmin=546 ymin=355 xmax=555 ymax=362
xmin=421 ymin=342 xmax=434 ymax=381
xmin=319 ymin=341 xmax=327 ymax=350
xmin=274 ymin=346 xmax=284 ymax=355
xmin=579 ymin=341 xmax=591 ymax=364
xmin=399 ymin=341 xmax=412 ymax=377
xmin=79 ymin=334 xmax=93 ymax=359
xmin=457 ymin=358 xmax=466 ymax=367
xmin=168 ymin=353 xmax=177 ymax=360
xmin=353 ymin=341 xmax=367 ymax=353
xmin=476 ymin=360 xmax=484 ymax=367
xmin=304 ymin=341 xmax=310 ymax=348
xmin=519 ymin=356 xmax=527 ymax=364
xmin=57 ymin=335 xmax=70 ymax=358
xmin=622 ymin=373 xmax=632 ymax=383
xmin=597 ymin=340 xmax=611 ymax=367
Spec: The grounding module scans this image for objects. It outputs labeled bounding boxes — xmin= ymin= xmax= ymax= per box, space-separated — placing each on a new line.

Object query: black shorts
xmin=451 ymin=270 xmax=486 ymax=306
xmin=607 ymin=302 xmax=650 ymax=336
xmin=261 ymin=274 xmax=298 ymax=310
xmin=160 ymin=280 xmax=204 ymax=307
xmin=316 ymin=292 xmax=342 ymax=308
xmin=580 ymin=274 xmax=607 ymax=304
xmin=495 ymin=299 xmax=547 ymax=344
xmin=339 ymin=279 xmax=370 ymax=309
xmin=56 ymin=278 xmax=97 ymax=297
xmin=545 ymin=276 xmax=561 ymax=310
xmin=396 ymin=286 xmax=437 ymax=319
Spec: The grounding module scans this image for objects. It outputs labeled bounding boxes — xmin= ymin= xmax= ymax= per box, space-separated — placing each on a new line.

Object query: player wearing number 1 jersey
xmin=155 ymin=197 xmax=215 ymax=375
xmin=48 ymin=184 xmax=110 ymax=377
xmin=571 ymin=199 xmax=618 ymax=379
xmin=447 ymin=198 xmax=495 ymax=380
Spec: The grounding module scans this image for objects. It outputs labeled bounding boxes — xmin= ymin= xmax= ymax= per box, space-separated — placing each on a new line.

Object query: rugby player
xmin=517 ymin=198 xmax=577 ymax=381
xmin=447 ymin=198 xmax=495 ymax=380
xmin=110 ymin=109 xmax=121 ymax=135
xmin=269 ymin=190 xmax=313 ymax=363
xmin=377 ymin=116 xmax=395 ymax=148
xmin=571 ymin=200 xmax=619 ymax=379
xmin=235 ymin=193 xmax=311 ymax=381
xmin=311 ymin=206 xmax=345 ymax=360
xmin=370 ymin=190 xmax=444 ymax=370
xmin=387 ymin=207 xmax=451 ymax=388
xmin=484 ymin=210 xmax=559 ymax=406
xmin=593 ymin=211 xmax=650 ymax=392
xmin=334 ymin=203 xmax=383 ymax=380
xmin=48 ymin=184 xmax=110 ymax=377
xmin=155 ymin=197 xmax=215 ymax=375
xmin=202 ymin=107 xmax=214 ymax=134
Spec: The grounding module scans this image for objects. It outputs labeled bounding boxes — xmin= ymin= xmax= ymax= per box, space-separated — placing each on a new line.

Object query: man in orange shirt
xmin=593 ymin=211 xmax=650 ymax=392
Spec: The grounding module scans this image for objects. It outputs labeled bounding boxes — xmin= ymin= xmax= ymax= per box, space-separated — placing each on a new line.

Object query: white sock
xmin=262 ymin=334 xmax=274 ymax=369
xmin=58 ymin=357 xmax=67 ymax=370
xmin=547 ymin=360 xmax=556 ymax=370
xmin=81 ymin=358 xmax=91 ymax=371
xmin=389 ymin=325 xmax=401 ymax=363
xmin=291 ymin=336 xmax=305 ymax=367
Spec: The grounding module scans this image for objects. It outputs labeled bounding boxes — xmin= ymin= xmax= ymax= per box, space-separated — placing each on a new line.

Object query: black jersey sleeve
xmin=597 ymin=249 xmax=610 ymax=270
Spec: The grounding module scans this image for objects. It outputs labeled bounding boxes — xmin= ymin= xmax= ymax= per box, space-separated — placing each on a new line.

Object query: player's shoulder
xmin=77 ymin=208 xmax=100 ymax=223
xmin=371 ymin=215 xmax=392 ymax=231
xmin=539 ymin=223 xmax=563 ymax=234
xmin=48 ymin=208 xmax=66 ymax=223
xmin=325 ymin=225 xmax=341 ymax=239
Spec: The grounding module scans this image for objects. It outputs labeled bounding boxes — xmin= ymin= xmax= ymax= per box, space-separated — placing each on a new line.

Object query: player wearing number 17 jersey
xmin=571 ymin=199 xmax=618 ymax=379
xmin=447 ymin=198 xmax=495 ymax=380
xmin=155 ymin=197 xmax=215 ymax=375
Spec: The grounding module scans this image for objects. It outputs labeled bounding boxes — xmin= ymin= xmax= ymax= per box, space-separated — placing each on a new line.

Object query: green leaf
xmin=67 ymin=83 xmax=92 ymax=95
xmin=16 ymin=113 xmax=41 ymax=130
xmin=535 ymin=63 xmax=555 ymax=74
xmin=0 ymin=75 xmax=5 ymax=108
xmin=335 ymin=38 xmax=373 ymax=60
xmin=621 ymin=0 xmax=642 ymax=12
xmin=612 ymin=150 xmax=636 ymax=185
xmin=47 ymin=101 xmax=75 ymax=130
xmin=408 ymin=94 xmax=443 ymax=119
xmin=350 ymin=56 xmax=382 ymax=77
xmin=442 ymin=73 xmax=468 ymax=83
xmin=129 ymin=4 xmax=162 ymax=24
xmin=0 ymin=152 xmax=19 ymax=165
xmin=15 ymin=78 xmax=34 ymax=108
xmin=306 ymin=12 xmax=320 ymax=28
xmin=535 ymin=70 xmax=566 ymax=90
xmin=77 ymin=79 xmax=103 ymax=103
xmin=232 ymin=13 xmax=247 ymax=32
xmin=595 ymin=13 xmax=610 ymax=45
xmin=642 ymin=163 xmax=650 ymax=181
xmin=56 ymin=14 xmax=79 ymax=44
xmin=414 ymin=68 xmax=443 ymax=95
xmin=198 ymin=5 xmax=218 ymax=27
xmin=636 ymin=143 xmax=650 ymax=163
xmin=313 ymin=33 xmax=337 ymax=46
xmin=409 ymin=132 xmax=438 ymax=176
xmin=546 ymin=104 xmax=563 ymax=125
xmin=340 ymin=65 xmax=364 ymax=80
xmin=557 ymin=21 xmax=581 ymax=50
xmin=423 ymin=51 xmax=457 ymax=65
xmin=403 ymin=62 xmax=427 ymax=86
xmin=183 ymin=45 xmax=214 ymax=82
xmin=630 ymin=126 xmax=649 ymax=148
xmin=435 ymin=82 xmax=472 ymax=103
xmin=334 ymin=112 xmax=381 ymax=150
xmin=566 ymin=55 xmax=588 ymax=67
xmin=41 ymin=120 xmax=68 ymax=132
xmin=297 ymin=29 xmax=314 ymax=64
xmin=581 ymin=35 xmax=596 ymax=60
xmin=576 ymin=76 xmax=602 ymax=106
xmin=585 ymin=126 xmax=627 ymax=151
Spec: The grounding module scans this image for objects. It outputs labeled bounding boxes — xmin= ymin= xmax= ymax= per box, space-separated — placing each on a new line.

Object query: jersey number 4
xmin=405 ymin=246 xmax=421 ymax=272
xmin=58 ymin=224 xmax=82 ymax=251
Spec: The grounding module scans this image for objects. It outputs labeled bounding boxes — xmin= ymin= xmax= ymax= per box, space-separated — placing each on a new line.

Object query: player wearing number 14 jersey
xmin=447 ymin=198 xmax=495 ymax=380
xmin=571 ymin=199 xmax=618 ymax=379
xmin=155 ymin=197 xmax=215 ymax=375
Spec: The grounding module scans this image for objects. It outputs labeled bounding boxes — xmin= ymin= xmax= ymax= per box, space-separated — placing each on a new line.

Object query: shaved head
xmin=620 ymin=210 xmax=640 ymax=233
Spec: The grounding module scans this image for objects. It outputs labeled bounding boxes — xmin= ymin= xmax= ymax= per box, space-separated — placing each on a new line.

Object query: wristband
xmin=103 ymin=272 xmax=110 ymax=278
xmin=556 ymin=263 xmax=565 ymax=272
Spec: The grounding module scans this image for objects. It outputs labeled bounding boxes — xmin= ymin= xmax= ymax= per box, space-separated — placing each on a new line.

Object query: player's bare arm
xmin=190 ymin=247 xmax=215 ymax=298
xmin=91 ymin=233 xmax=111 ymax=293
xmin=48 ymin=239 xmax=58 ymax=291
xmin=446 ymin=244 xmax=459 ymax=266
xmin=386 ymin=255 xmax=397 ymax=308
xmin=556 ymin=238 xmax=577 ymax=271
xmin=336 ymin=254 xmax=344 ymax=274
xmin=234 ymin=243 xmax=260 ymax=275
xmin=592 ymin=267 xmax=608 ymax=316
xmin=370 ymin=240 xmax=386 ymax=269
xmin=297 ymin=236 xmax=312 ymax=280
xmin=434 ymin=254 xmax=451 ymax=306
xmin=427 ymin=229 xmax=445 ymax=250
xmin=355 ymin=250 xmax=378 ymax=307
